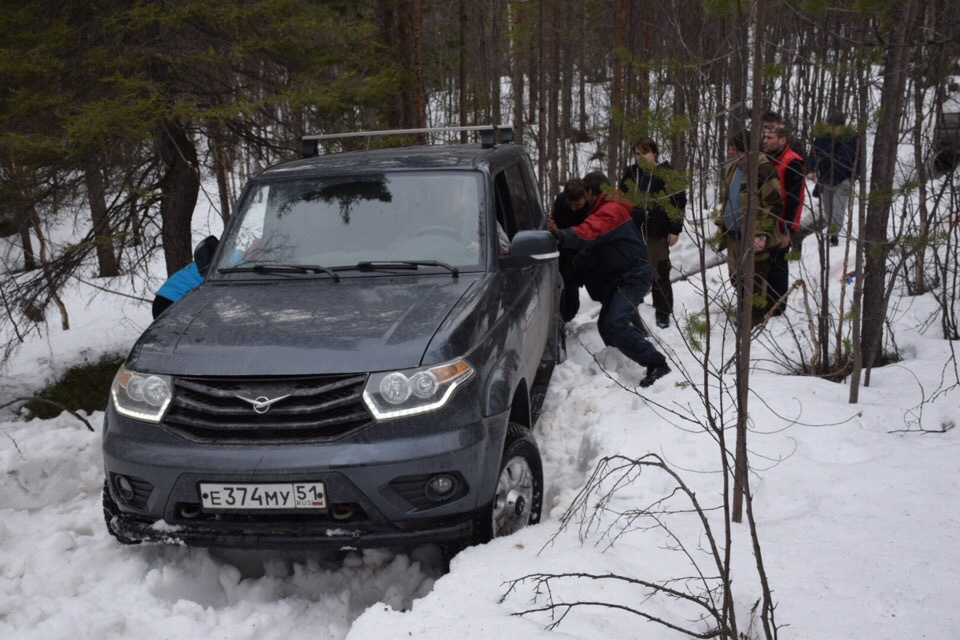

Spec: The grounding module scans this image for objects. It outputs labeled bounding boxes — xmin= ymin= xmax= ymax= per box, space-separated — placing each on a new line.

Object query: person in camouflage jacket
xmin=715 ymin=130 xmax=783 ymax=324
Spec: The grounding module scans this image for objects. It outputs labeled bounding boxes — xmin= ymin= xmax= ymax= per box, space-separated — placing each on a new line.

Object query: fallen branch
xmin=0 ymin=397 xmax=95 ymax=432
xmin=888 ymin=420 xmax=955 ymax=435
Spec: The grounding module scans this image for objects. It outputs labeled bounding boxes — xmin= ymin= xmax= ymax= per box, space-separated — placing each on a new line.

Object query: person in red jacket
xmin=552 ymin=171 xmax=670 ymax=387
xmin=763 ymin=124 xmax=805 ymax=316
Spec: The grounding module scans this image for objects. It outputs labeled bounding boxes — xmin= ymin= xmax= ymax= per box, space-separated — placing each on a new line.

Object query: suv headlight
xmin=110 ymin=365 xmax=173 ymax=423
xmin=363 ymin=358 xmax=474 ymax=420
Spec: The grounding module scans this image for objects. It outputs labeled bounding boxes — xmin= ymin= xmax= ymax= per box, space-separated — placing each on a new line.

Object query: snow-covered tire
xmin=102 ymin=480 xmax=141 ymax=545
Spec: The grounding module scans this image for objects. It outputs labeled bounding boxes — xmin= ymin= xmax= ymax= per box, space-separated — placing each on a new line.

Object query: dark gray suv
xmin=102 ymin=126 xmax=564 ymax=550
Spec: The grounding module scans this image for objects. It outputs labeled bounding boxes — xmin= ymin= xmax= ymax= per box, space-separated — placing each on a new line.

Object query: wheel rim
xmin=491 ymin=456 xmax=535 ymax=537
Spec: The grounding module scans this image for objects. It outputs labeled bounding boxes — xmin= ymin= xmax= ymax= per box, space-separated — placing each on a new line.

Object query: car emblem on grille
xmin=235 ymin=394 xmax=291 ymax=414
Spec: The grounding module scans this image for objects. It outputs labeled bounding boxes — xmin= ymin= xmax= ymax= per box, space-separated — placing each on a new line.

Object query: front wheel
xmin=484 ymin=424 xmax=543 ymax=541
xmin=102 ymin=480 xmax=141 ymax=545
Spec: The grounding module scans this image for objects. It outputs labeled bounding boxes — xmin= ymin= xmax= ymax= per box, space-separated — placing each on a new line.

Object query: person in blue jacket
xmin=151 ymin=236 xmax=218 ymax=318
xmin=152 ymin=262 xmax=203 ymax=318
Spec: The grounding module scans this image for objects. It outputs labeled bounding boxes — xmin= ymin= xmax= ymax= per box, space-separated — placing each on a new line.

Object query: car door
xmin=518 ymin=156 xmax=560 ymax=351
xmin=495 ymin=161 xmax=550 ymax=385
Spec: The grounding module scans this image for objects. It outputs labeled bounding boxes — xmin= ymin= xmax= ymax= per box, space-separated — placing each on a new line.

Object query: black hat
xmin=729 ymin=130 xmax=749 ymax=153
xmin=826 ymin=111 xmax=846 ymax=127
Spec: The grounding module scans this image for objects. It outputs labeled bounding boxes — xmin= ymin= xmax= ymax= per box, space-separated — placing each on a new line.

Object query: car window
xmin=494 ymin=171 xmax=515 ymax=238
xmin=519 ymin=157 xmax=546 ymax=228
xmin=215 ymin=171 xmax=485 ymax=271
xmin=504 ymin=163 xmax=534 ymax=232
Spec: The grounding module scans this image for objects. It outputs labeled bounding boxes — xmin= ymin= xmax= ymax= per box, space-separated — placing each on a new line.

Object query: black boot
xmin=639 ymin=363 xmax=671 ymax=387
xmin=655 ymin=311 xmax=670 ymax=329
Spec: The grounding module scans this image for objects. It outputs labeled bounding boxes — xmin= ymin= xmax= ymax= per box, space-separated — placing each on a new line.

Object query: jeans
xmin=597 ymin=265 xmax=667 ymax=368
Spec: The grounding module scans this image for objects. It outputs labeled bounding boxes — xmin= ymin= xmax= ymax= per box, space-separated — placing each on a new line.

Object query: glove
xmin=551 ymin=229 xmax=564 ymax=248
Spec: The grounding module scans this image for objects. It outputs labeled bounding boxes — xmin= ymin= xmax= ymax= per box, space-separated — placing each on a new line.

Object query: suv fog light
xmin=426 ymin=474 xmax=457 ymax=501
xmin=115 ymin=475 xmax=135 ymax=501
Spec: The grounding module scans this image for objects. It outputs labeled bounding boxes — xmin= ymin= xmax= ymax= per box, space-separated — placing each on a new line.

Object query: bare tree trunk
xmin=82 ymin=159 xmax=120 ymax=278
xmin=560 ymin=10 xmax=572 ymax=182
xmin=733 ymin=0 xmax=766 ymax=525
xmin=671 ymin=69 xmax=686 ymax=171
xmin=607 ymin=0 xmax=627 ymax=179
xmin=537 ymin=0 xmax=546 ymax=183
xmin=728 ymin=4 xmax=748 ymax=129
xmin=460 ymin=0 xmax=469 ymax=142
xmin=636 ymin=9 xmax=651 ymax=122
xmin=527 ymin=18 xmax=538 ymax=126
xmin=911 ymin=59 xmax=930 ymax=295
xmin=377 ymin=2 xmax=404 ymax=129
xmin=156 ymin=118 xmax=200 ymax=276
xmin=398 ymin=0 xmax=417 ymax=131
xmin=211 ymin=125 xmax=232 ymax=224
xmin=412 ymin=0 xmax=426 ymax=141
xmin=547 ymin=8 xmax=559 ymax=197
xmin=849 ymin=66 xmax=871 ymax=403
xmin=577 ymin=5 xmax=587 ymax=136
xmin=491 ymin=0 xmax=502 ymax=125
xmin=860 ymin=0 xmax=919 ymax=381
xmin=509 ymin=1 xmax=526 ymax=143
xmin=31 ymin=213 xmax=69 ymax=330
xmin=17 ymin=207 xmax=37 ymax=272
xmin=481 ymin=2 xmax=492 ymax=122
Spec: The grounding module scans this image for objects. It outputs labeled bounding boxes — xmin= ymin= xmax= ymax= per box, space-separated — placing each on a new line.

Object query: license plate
xmin=199 ymin=482 xmax=326 ymax=510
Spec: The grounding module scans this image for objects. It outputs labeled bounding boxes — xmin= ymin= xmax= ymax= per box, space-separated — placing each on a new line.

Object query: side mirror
xmin=193 ymin=236 xmax=220 ymax=277
xmin=502 ymin=230 xmax=559 ymax=265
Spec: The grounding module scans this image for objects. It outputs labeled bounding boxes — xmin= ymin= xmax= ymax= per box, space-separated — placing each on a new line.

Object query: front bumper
xmin=102 ymin=402 xmax=506 ymax=550
xmin=106 ymin=508 xmax=475 ymax=550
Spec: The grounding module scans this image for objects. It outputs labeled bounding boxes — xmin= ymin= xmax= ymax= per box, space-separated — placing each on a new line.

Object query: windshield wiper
xmin=218 ymin=263 xmax=341 ymax=282
xmin=354 ymin=260 xmax=459 ymax=278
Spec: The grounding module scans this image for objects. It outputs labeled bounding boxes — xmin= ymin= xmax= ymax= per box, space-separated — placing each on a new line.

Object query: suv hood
xmin=129 ymin=274 xmax=480 ymax=376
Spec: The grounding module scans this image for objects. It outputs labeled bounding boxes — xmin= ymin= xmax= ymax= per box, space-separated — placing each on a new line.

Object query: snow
xmin=2 ymin=169 xmax=960 ymax=640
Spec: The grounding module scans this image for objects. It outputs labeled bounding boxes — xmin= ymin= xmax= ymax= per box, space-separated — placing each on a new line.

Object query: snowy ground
xmin=2 ymin=190 xmax=959 ymax=639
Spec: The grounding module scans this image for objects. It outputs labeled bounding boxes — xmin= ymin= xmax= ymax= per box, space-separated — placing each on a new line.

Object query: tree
xmin=857 ymin=0 xmax=920 ymax=385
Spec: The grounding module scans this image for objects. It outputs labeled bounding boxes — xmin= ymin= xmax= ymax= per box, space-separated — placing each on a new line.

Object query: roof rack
xmin=300 ymin=124 xmax=514 ymax=158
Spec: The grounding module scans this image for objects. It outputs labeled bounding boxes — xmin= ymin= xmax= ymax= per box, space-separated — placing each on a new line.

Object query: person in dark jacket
xmin=763 ymin=124 xmax=805 ymax=315
xmin=554 ymin=171 xmax=670 ymax=387
xmin=618 ymin=137 xmax=687 ymax=329
xmin=548 ymin=178 xmax=592 ymax=322
xmin=807 ymin=111 xmax=862 ymax=247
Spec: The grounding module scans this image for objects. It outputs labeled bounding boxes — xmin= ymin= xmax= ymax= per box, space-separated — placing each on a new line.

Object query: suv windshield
xmin=214 ymin=171 xmax=485 ymax=273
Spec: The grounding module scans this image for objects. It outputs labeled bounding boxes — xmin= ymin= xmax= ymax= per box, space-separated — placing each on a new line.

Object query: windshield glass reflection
xmin=215 ymin=172 xmax=485 ymax=273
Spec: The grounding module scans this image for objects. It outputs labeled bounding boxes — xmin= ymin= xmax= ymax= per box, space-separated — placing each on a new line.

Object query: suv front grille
xmin=163 ymin=374 xmax=372 ymax=442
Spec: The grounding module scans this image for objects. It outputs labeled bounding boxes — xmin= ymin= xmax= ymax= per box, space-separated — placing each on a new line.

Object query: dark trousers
xmin=560 ymin=267 xmax=581 ymax=322
xmin=726 ymin=242 xmax=771 ymax=323
xmin=597 ymin=266 xmax=666 ymax=368
xmin=646 ymin=236 xmax=673 ymax=316
xmin=152 ymin=295 xmax=175 ymax=319
xmin=767 ymin=244 xmax=789 ymax=311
